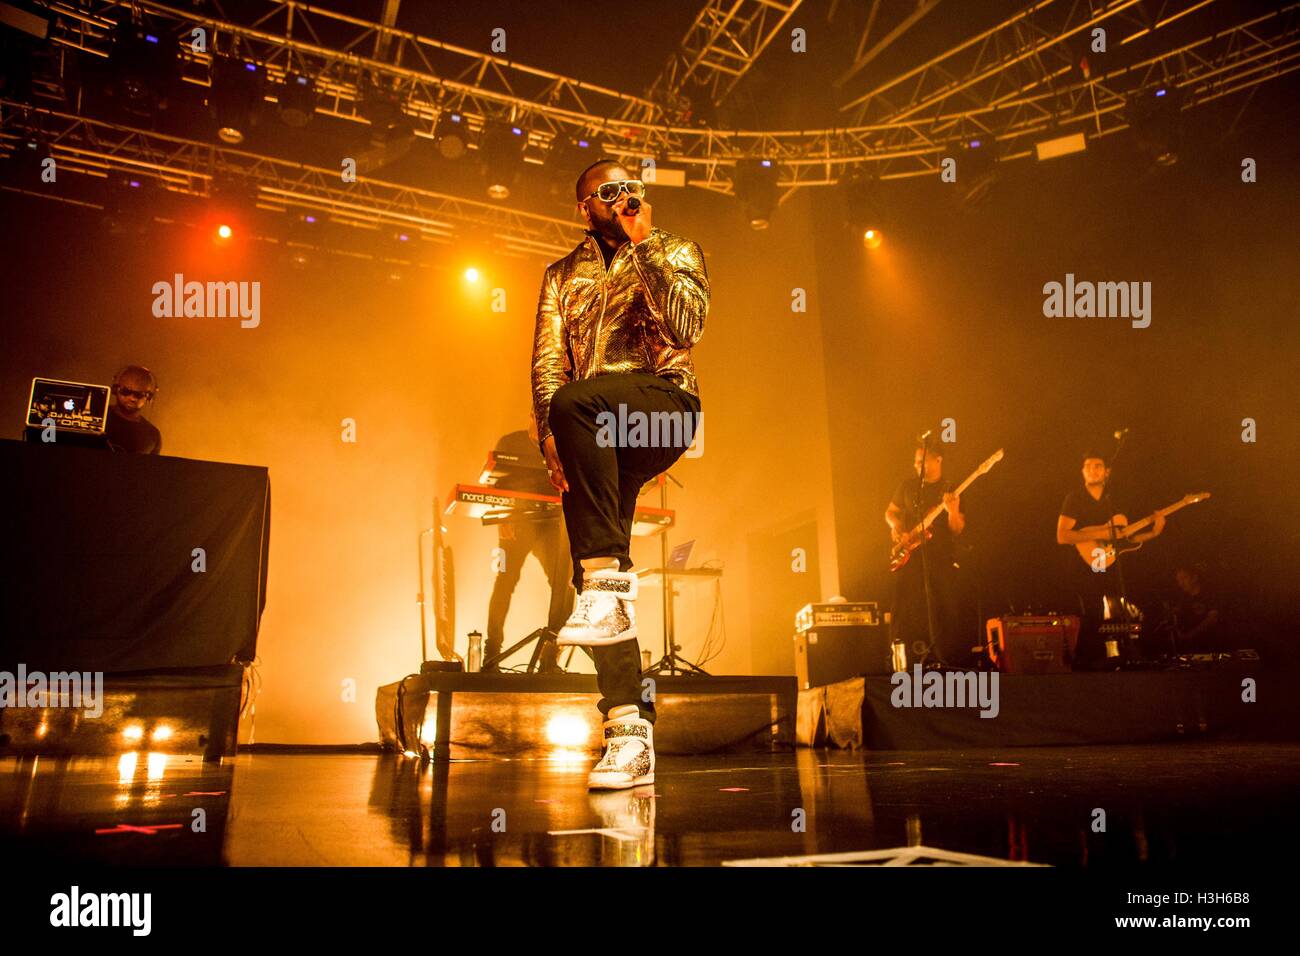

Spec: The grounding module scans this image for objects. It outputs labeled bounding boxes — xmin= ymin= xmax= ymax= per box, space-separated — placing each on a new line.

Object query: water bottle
xmin=467 ymin=630 xmax=483 ymax=673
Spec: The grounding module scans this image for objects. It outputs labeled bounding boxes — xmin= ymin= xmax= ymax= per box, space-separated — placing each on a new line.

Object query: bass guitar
xmin=890 ymin=448 xmax=1004 ymax=572
xmin=1074 ymin=492 xmax=1211 ymax=570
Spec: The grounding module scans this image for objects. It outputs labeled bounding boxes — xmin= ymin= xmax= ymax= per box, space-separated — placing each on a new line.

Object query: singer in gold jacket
xmin=531 ymin=158 xmax=708 ymax=791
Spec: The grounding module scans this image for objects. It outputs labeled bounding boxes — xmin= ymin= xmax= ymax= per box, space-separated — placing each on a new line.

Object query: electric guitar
xmin=889 ymin=448 xmax=1004 ymax=572
xmin=1073 ymin=492 xmax=1211 ymax=570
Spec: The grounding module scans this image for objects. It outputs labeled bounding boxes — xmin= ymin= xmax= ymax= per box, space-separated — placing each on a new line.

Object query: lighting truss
xmin=6 ymin=0 xmax=1296 ymax=250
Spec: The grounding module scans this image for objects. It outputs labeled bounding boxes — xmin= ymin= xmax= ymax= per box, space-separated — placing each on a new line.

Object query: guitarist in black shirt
xmin=885 ymin=437 xmax=968 ymax=666
xmin=1056 ymin=451 xmax=1165 ymax=667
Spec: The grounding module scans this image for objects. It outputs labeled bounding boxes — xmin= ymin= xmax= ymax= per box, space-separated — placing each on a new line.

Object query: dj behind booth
xmin=0 ymin=376 xmax=270 ymax=759
xmin=103 ymin=365 xmax=164 ymax=454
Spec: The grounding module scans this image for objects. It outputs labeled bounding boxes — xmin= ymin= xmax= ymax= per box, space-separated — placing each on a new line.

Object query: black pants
xmin=891 ymin=558 xmax=966 ymax=666
xmin=485 ymin=515 xmax=574 ymax=662
xmin=548 ymin=372 xmax=702 ymax=724
xmin=1072 ymin=568 xmax=1122 ymax=669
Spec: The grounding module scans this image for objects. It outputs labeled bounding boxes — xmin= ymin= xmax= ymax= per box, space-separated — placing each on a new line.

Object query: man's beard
xmin=592 ymin=212 xmax=629 ymax=244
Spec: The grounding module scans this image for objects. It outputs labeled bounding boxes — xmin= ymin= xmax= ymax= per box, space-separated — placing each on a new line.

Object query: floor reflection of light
xmin=117 ymin=752 xmax=138 ymax=784
xmin=147 ymin=752 xmax=168 ymax=780
xmin=546 ymin=714 xmax=590 ymax=747
xmin=36 ymin=722 xmax=48 ymax=738
xmin=548 ymin=747 xmax=591 ymax=766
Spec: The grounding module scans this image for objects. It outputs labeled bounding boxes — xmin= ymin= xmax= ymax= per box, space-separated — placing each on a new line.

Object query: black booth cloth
xmin=0 ymin=440 xmax=269 ymax=672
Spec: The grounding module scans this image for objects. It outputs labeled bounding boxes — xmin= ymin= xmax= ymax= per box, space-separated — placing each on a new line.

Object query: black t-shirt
xmin=1060 ymin=484 xmax=1128 ymax=583
xmin=891 ymin=476 xmax=955 ymax=565
xmin=104 ymin=406 xmax=162 ymax=454
xmin=1059 ymin=485 xmax=1123 ymax=533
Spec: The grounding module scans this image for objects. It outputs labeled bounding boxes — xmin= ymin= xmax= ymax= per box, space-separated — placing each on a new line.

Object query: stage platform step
xmin=798 ymin=667 xmax=1300 ymax=750
xmin=375 ymin=672 xmax=796 ymax=759
xmin=0 ymin=664 xmax=245 ymax=760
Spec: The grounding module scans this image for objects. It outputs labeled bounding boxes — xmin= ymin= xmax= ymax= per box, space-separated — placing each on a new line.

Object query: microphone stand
xmin=646 ymin=470 xmax=710 ymax=676
xmin=1100 ymin=430 xmax=1132 ymax=663
xmin=915 ymin=439 xmax=942 ymax=668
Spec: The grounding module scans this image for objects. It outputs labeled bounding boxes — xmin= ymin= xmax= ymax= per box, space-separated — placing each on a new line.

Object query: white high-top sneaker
xmin=556 ymin=568 xmax=637 ymax=646
xmin=588 ymin=704 xmax=655 ymax=790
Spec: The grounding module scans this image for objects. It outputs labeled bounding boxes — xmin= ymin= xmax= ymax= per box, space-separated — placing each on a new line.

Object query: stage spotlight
xmin=103 ymin=170 xmax=156 ymax=235
xmin=464 ymin=267 xmax=480 ymax=283
xmin=1126 ymin=86 xmax=1183 ymax=167
xmin=209 ymin=57 xmax=263 ymax=145
xmin=122 ymin=724 xmax=144 ymax=742
xmin=839 ymin=167 xmax=892 ymax=239
xmin=546 ymin=133 xmax=595 ymax=201
xmin=359 ymin=76 xmax=413 ymax=147
xmin=216 ymin=223 xmax=233 ymax=240
xmin=435 ymin=110 xmax=468 ymax=160
xmin=480 ymin=121 xmax=526 ymax=200
xmin=106 ymin=18 xmax=178 ymax=118
xmin=733 ymin=159 xmax=779 ymax=230
xmin=278 ymin=72 xmax=315 ymax=127
xmin=957 ymin=137 xmax=998 ymax=207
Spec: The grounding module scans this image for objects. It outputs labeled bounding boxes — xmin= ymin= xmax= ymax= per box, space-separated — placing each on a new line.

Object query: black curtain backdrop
xmin=1 ymin=440 xmax=269 ymax=672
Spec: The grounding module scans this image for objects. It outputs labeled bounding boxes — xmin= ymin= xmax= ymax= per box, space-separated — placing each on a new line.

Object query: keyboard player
xmin=483 ymin=408 xmax=574 ymax=670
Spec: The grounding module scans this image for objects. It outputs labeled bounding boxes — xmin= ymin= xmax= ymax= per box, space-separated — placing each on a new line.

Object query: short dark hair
xmin=1081 ymin=450 xmax=1108 ymax=466
xmin=575 ymin=157 xmax=626 ymax=201
xmin=915 ymin=436 xmax=943 ymax=457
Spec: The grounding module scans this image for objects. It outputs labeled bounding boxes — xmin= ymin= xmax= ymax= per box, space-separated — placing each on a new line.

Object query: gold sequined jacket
xmin=532 ymin=227 xmax=708 ymax=446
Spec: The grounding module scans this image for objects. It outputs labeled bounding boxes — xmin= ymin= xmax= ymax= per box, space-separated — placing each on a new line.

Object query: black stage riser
xmin=798 ymin=668 xmax=1300 ymax=750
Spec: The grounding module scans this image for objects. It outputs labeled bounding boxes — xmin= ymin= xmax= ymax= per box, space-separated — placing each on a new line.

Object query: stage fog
xmin=2 ymin=86 xmax=1296 ymax=745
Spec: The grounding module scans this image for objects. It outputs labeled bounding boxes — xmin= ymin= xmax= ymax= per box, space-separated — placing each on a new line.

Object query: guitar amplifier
xmin=986 ymin=615 xmax=1080 ymax=674
xmin=795 ymin=601 xmax=880 ymax=633
xmin=794 ymin=623 xmax=892 ymax=689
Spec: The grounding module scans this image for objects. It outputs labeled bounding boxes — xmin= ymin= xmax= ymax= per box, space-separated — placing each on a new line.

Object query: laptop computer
xmin=667 ymin=539 xmax=695 ymax=570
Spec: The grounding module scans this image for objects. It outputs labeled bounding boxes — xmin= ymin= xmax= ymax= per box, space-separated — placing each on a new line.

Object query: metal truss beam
xmin=622 ymin=0 xmax=804 ymax=121
xmin=0 ymin=103 xmax=584 ymax=259
xmin=13 ymin=0 xmax=1300 ymax=202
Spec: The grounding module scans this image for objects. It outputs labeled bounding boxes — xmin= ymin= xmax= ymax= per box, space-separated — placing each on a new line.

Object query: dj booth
xmin=0 ymin=439 xmax=269 ymax=756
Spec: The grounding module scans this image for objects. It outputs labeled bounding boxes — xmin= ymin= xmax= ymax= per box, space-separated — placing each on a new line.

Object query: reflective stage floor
xmin=4 ymin=742 xmax=1298 ymax=867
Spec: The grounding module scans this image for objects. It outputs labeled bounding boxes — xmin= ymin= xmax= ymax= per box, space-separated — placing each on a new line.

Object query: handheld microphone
xmin=917 ymin=429 xmax=932 ymax=442
xmin=1113 ymin=427 xmax=1129 ymax=440
xmin=624 ymin=196 xmax=641 ymax=214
